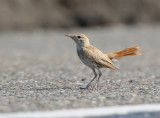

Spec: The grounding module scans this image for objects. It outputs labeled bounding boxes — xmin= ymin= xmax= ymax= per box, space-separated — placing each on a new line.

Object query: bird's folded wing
xmin=83 ymin=46 xmax=103 ymax=61
xmin=97 ymin=60 xmax=119 ymax=71
xmin=83 ymin=46 xmax=118 ymax=71
xmin=102 ymin=55 xmax=114 ymax=65
xmin=84 ymin=46 xmax=113 ymax=64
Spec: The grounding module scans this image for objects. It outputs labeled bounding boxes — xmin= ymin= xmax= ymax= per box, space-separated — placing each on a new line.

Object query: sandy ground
xmin=0 ymin=24 xmax=160 ymax=113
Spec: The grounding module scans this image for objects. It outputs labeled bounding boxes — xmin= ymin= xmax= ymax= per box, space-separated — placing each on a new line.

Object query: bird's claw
xmin=80 ymin=83 xmax=99 ymax=90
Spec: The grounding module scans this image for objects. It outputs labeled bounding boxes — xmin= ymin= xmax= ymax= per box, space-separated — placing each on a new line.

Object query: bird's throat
xmin=77 ymin=45 xmax=83 ymax=52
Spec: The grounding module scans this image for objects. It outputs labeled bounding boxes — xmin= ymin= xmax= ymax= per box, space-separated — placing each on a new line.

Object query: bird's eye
xmin=77 ymin=36 xmax=81 ymax=39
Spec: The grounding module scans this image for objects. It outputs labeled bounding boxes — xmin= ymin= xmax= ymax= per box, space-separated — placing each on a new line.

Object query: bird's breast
xmin=77 ymin=46 xmax=98 ymax=68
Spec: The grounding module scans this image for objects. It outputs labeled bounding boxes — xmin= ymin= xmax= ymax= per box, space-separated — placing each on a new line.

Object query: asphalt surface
xmin=0 ymin=25 xmax=160 ymax=113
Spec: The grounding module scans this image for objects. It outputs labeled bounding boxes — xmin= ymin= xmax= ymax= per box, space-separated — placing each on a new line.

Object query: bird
xmin=65 ymin=33 xmax=141 ymax=90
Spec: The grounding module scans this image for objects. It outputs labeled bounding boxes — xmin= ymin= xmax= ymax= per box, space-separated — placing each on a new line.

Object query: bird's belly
xmin=78 ymin=53 xmax=98 ymax=68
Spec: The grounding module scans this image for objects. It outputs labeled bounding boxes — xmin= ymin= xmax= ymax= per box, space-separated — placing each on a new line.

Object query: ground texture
xmin=0 ymin=25 xmax=160 ymax=113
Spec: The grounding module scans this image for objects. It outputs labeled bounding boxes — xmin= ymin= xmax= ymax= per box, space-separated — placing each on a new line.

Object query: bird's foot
xmin=80 ymin=87 xmax=87 ymax=89
xmin=80 ymin=86 xmax=98 ymax=90
xmin=80 ymin=83 xmax=99 ymax=90
xmin=87 ymin=83 xmax=100 ymax=90
xmin=80 ymin=83 xmax=91 ymax=89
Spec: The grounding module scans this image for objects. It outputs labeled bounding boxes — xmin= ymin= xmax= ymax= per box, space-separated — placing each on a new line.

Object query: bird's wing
xmin=102 ymin=54 xmax=114 ymax=65
xmin=96 ymin=60 xmax=119 ymax=71
xmin=84 ymin=46 xmax=119 ymax=71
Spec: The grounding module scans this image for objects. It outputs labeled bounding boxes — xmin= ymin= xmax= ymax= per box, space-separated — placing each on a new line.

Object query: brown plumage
xmin=107 ymin=46 xmax=141 ymax=59
xmin=65 ymin=33 xmax=141 ymax=89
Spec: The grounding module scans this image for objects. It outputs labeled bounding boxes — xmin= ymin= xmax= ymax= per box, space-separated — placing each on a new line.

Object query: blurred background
xmin=0 ymin=0 xmax=160 ymax=30
xmin=1 ymin=0 xmax=160 ymax=116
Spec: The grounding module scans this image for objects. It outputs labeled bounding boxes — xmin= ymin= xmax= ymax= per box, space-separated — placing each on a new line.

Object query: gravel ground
xmin=0 ymin=25 xmax=160 ymax=113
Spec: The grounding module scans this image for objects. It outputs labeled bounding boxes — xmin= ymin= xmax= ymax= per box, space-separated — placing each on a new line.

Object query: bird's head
xmin=65 ymin=33 xmax=90 ymax=47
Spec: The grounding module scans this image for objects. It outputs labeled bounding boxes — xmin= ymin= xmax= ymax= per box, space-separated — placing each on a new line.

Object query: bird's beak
xmin=65 ymin=34 xmax=73 ymax=38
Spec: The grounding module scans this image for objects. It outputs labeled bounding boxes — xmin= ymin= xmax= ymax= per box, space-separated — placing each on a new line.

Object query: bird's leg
xmin=94 ymin=68 xmax=102 ymax=89
xmin=80 ymin=68 xmax=97 ymax=89
xmin=86 ymin=68 xmax=97 ymax=88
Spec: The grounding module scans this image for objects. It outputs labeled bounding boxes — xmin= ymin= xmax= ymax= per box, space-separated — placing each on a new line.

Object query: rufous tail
xmin=107 ymin=46 xmax=141 ymax=59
